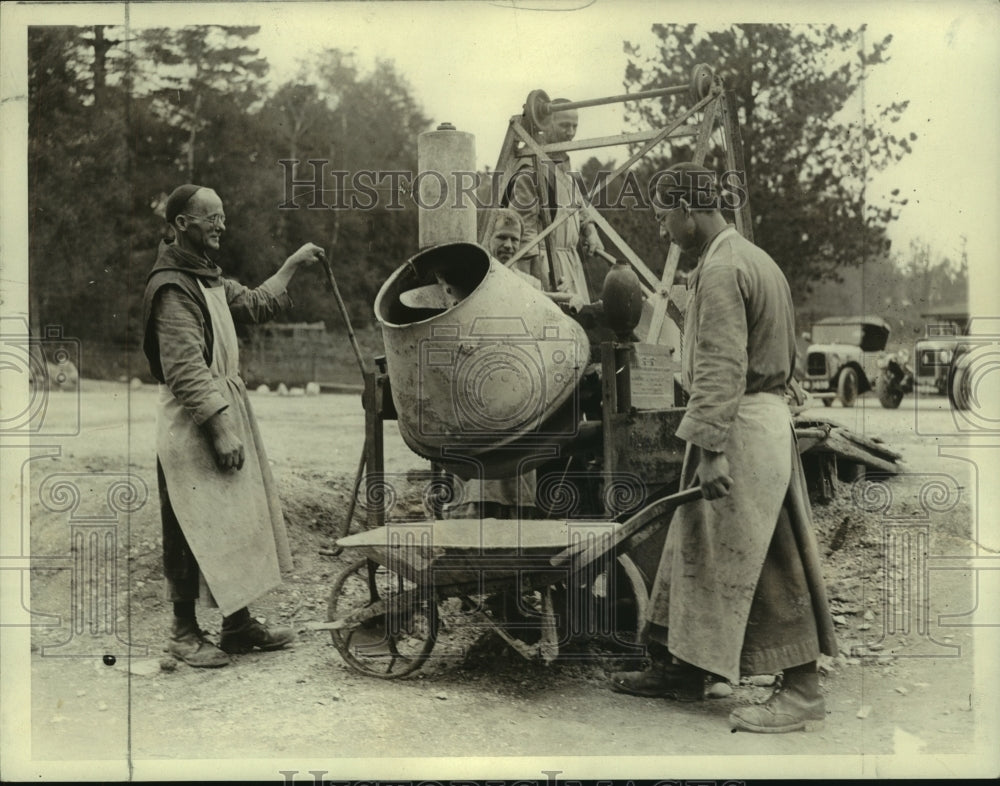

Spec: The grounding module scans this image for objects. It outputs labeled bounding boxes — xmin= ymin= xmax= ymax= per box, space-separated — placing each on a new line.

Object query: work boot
xmin=220 ymin=614 xmax=295 ymax=654
xmin=729 ymin=669 xmax=826 ymax=733
xmin=610 ymin=657 xmax=705 ymax=701
xmin=167 ymin=617 xmax=231 ymax=668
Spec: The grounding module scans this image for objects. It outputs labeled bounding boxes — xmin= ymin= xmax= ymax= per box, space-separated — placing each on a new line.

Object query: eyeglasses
xmin=183 ymin=213 xmax=226 ymax=229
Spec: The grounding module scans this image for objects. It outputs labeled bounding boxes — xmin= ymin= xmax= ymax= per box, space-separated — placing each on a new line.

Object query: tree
xmin=136 ymin=26 xmax=269 ymax=181
xmin=622 ymin=24 xmax=915 ymax=296
xmin=794 ymin=242 xmax=968 ymax=347
xmin=27 ymin=27 xmax=433 ymax=378
xmin=257 ymin=49 xmax=431 ymax=329
xmin=28 ymin=26 xmax=136 ymax=348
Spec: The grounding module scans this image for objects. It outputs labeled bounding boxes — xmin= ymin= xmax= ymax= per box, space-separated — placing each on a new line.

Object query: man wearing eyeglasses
xmin=142 ymin=184 xmax=325 ymax=667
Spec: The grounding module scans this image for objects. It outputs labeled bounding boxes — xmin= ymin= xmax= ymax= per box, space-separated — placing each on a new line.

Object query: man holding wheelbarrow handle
xmin=609 ymin=164 xmax=838 ymax=733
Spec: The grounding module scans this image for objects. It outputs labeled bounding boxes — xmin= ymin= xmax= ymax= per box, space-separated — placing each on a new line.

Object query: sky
xmin=246 ymin=1 xmax=1000 ymax=286
xmin=2 ymin=0 xmax=999 ymax=312
xmin=252 ymin=1 xmax=998 ymax=312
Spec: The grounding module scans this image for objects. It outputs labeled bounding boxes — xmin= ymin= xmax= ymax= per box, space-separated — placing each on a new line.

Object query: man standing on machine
xmin=504 ymin=98 xmax=604 ymax=302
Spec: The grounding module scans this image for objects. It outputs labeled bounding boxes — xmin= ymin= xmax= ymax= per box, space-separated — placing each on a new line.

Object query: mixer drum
xmin=375 ymin=242 xmax=589 ymax=475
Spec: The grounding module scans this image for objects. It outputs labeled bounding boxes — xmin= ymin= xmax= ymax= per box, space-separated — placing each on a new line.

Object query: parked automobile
xmin=801 ymin=316 xmax=905 ymax=408
xmin=913 ymin=309 xmax=969 ymax=396
xmin=947 ymin=317 xmax=1000 ymax=412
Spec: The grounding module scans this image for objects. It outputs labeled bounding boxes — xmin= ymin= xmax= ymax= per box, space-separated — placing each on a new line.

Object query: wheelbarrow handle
xmin=549 ymin=485 xmax=703 ymax=570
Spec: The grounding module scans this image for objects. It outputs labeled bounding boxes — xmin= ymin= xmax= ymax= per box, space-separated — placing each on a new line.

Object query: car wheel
xmin=949 ymin=353 xmax=972 ymax=411
xmin=838 ymin=368 xmax=859 ymax=407
xmin=876 ymin=374 xmax=903 ymax=409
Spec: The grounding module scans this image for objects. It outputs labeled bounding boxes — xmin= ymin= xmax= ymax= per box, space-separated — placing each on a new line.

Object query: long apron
xmin=156 ymin=281 xmax=292 ymax=616
xmin=645 ymin=240 xmax=836 ymax=681
xmin=507 ymin=160 xmax=590 ymax=299
xmin=647 ymin=394 xmax=794 ymax=683
xmin=547 ymin=166 xmax=590 ymax=300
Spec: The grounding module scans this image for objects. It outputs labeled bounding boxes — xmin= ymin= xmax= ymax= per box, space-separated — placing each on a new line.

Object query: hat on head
xmin=164 ymin=184 xmax=205 ymax=225
xmin=654 ymin=163 xmax=719 ymax=210
xmin=491 ymin=208 xmax=522 ymax=236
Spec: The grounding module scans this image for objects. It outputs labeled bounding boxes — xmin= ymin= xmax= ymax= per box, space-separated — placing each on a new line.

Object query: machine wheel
xmin=688 ymin=63 xmax=715 ymax=101
xmin=327 ymin=557 xmax=438 ymax=679
xmin=876 ymin=374 xmax=903 ymax=409
xmin=523 ymin=88 xmax=551 ymax=136
xmin=837 ymin=368 xmax=859 ymax=407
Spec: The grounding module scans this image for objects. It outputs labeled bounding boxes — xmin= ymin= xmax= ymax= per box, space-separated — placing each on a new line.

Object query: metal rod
xmin=547 ymin=84 xmax=689 ymax=114
xmin=519 ymin=127 xmax=698 ymax=156
xmin=335 ymin=446 xmax=368 ymax=547
xmin=322 ymin=252 xmax=367 ymax=379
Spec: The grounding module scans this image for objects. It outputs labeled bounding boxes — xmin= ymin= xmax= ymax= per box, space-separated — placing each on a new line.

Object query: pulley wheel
xmin=689 ymin=63 xmax=715 ymax=101
xmin=523 ymin=88 xmax=551 ymax=135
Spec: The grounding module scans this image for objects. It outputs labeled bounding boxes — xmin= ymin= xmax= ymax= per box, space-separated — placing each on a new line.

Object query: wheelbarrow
xmin=313 ymin=487 xmax=702 ymax=678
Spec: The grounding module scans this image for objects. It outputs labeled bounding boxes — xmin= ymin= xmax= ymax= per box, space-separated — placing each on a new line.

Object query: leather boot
xmin=220 ymin=614 xmax=295 ymax=654
xmin=610 ymin=657 xmax=705 ymax=701
xmin=729 ymin=669 xmax=826 ymax=733
xmin=167 ymin=617 xmax=231 ymax=668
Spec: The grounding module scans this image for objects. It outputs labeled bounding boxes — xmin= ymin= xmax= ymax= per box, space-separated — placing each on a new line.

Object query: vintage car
xmin=913 ymin=308 xmax=969 ymax=396
xmin=801 ymin=316 xmax=902 ymax=408
xmin=947 ymin=316 xmax=1000 ymax=412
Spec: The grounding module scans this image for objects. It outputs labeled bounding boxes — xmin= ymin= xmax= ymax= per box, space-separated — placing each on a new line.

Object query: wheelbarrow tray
xmin=336 ymin=517 xmax=622 ymax=590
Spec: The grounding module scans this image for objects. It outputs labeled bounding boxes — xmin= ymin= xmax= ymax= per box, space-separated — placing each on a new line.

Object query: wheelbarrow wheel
xmin=327 ymin=557 xmax=438 ymax=678
xmin=563 ymin=553 xmax=648 ymax=648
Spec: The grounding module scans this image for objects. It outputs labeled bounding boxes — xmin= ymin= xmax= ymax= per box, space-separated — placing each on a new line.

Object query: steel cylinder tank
xmin=374 ymin=242 xmax=589 ymax=477
xmin=417 ymin=123 xmax=477 ymax=249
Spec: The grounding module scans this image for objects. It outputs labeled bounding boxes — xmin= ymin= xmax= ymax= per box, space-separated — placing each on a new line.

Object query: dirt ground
xmin=19 ymin=380 xmax=999 ymax=779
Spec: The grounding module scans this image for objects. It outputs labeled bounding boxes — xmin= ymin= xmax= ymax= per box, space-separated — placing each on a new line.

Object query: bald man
xmin=142 ymin=184 xmax=325 ymax=667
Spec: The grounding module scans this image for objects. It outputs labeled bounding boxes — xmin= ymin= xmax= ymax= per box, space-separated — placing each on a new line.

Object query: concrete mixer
xmin=374 ymin=241 xmax=590 ymax=479
xmin=354 ymin=79 xmax=735 ymax=596
xmin=317 ymin=72 xmax=902 ymax=678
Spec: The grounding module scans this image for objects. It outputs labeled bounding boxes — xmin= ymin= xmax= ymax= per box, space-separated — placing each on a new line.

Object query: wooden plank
xmin=481 ymin=120 xmax=521 ymax=245
xmin=645 ymin=245 xmax=681 ymax=345
xmin=836 ymin=429 xmax=904 ymax=462
xmin=518 ymin=126 xmax=698 ymax=156
xmin=581 ymin=206 xmax=659 ymax=292
xmin=804 ymin=429 xmax=901 ymax=474
xmin=646 ymin=98 xmax=719 ymax=344
xmin=720 ymin=89 xmax=753 ymax=242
